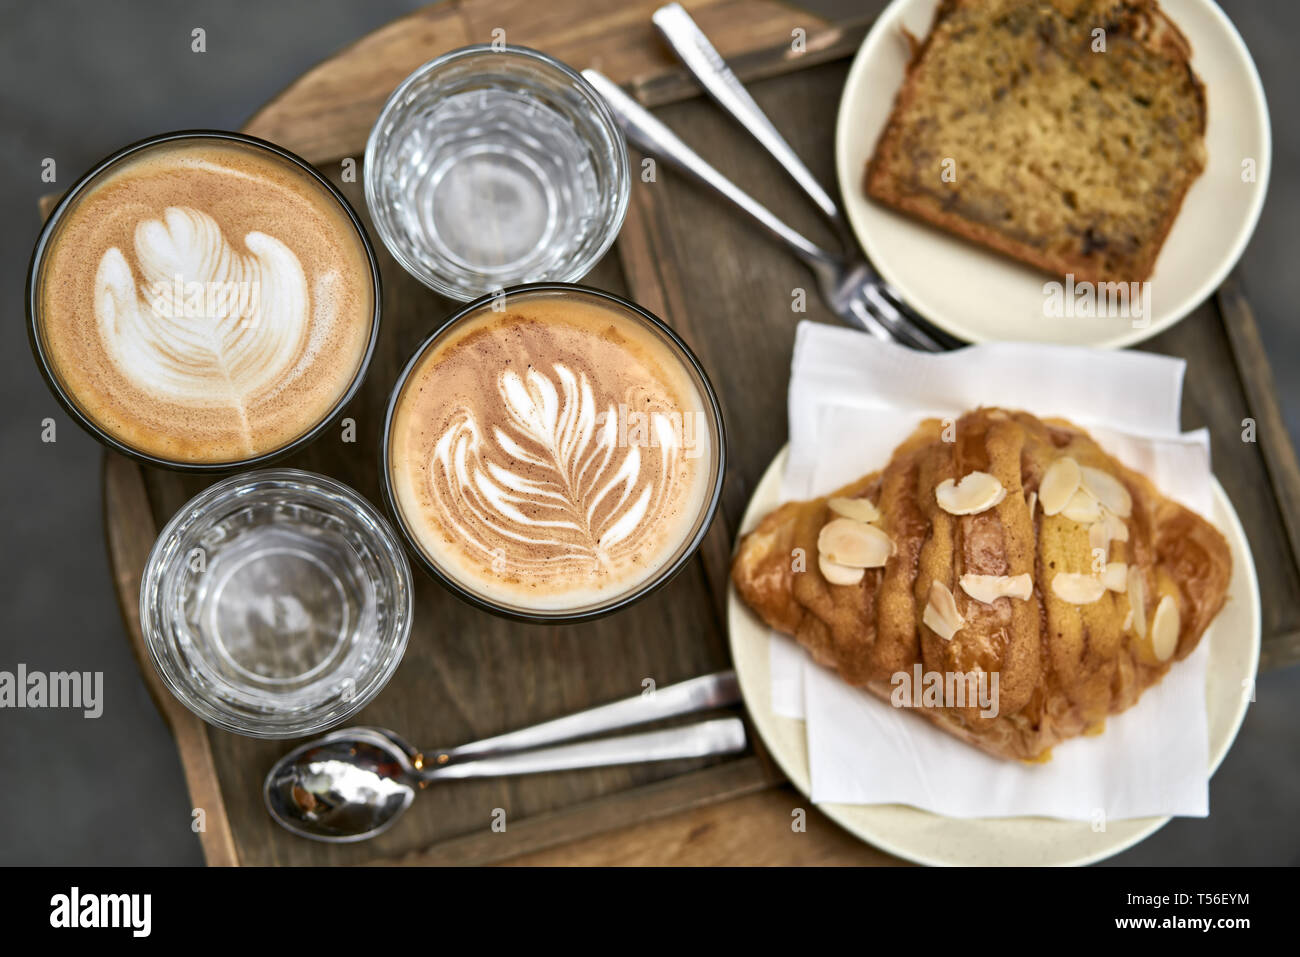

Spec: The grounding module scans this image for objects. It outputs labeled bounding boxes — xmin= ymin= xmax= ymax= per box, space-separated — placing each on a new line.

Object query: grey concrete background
xmin=0 ymin=1 xmax=1295 ymax=865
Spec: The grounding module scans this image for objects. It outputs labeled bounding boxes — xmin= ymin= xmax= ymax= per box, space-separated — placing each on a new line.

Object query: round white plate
xmin=834 ymin=0 xmax=1271 ymax=348
xmin=727 ymin=447 xmax=1261 ymax=866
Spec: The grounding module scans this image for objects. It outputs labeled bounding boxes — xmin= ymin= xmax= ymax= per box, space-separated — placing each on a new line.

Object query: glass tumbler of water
xmin=140 ymin=470 xmax=413 ymax=738
xmin=364 ymin=44 xmax=630 ymax=301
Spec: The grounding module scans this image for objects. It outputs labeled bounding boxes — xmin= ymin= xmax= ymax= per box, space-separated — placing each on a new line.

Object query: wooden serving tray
xmin=83 ymin=0 xmax=1300 ymax=866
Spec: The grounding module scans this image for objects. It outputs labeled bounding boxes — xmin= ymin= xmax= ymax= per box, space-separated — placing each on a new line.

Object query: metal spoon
xmin=265 ymin=672 xmax=743 ymax=842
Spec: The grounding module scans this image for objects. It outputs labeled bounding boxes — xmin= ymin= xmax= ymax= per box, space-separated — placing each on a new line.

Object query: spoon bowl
xmin=265 ymin=728 xmax=418 ymax=843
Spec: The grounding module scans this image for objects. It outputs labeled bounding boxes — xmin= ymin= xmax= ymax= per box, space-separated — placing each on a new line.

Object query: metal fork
xmin=583 ymin=23 xmax=952 ymax=350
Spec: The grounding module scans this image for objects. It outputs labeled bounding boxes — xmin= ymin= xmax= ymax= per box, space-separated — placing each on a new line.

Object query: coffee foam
xmin=36 ymin=138 xmax=374 ymax=463
xmin=389 ymin=292 xmax=715 ymax=612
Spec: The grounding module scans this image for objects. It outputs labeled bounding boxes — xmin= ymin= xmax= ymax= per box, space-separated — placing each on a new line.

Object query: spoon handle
xmin=651 ymin=3 xmax=847 ymax=235
xmin=435 ymin=671 xmax=741 ymax=764
xmin=423 ymin=717 xmax=746 ymax=780
xmin=583 ymin=68 xmax=835 ymax=272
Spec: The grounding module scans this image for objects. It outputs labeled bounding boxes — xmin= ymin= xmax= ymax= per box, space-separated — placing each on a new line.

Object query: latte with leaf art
xmin=388 ymin=289 xmax=722 ymax=615
xmin=33 ymin=136 xmax=376 ymax=465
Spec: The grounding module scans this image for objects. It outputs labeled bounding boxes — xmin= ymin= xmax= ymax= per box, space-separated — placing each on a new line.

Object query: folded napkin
xmin=769 ymin=321 xmax=1212 ymax=820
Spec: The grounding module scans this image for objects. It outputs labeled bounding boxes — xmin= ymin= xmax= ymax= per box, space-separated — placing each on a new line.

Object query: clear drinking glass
xmin=140 ymin=470 xmax=413 ymax=738
xmin=364 ymin=45 xmax=629 ymax=301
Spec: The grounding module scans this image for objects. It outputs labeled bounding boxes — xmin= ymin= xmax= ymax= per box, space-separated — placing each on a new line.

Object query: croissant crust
xmin=731 ymin=408 xmax=1231 ymax=762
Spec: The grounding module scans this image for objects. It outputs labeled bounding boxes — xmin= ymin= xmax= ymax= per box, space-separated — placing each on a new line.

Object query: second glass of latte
xmin=383 ymin=284 xmax=726 ymax=622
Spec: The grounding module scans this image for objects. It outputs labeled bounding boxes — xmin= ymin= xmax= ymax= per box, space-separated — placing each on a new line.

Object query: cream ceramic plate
xmin=727 ymin=447 xmax=1261 ymax=866
xmin=834 ymin=0 xmax=1271 ymax=348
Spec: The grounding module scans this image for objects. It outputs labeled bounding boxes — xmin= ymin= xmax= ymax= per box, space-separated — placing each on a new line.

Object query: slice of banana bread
xmin=865 ymin=0 xmax=1206 ymax=283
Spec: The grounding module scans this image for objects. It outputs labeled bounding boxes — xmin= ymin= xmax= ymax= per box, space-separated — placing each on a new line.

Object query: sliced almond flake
xmin=818 ymin=554 xmax=865 ymax=586
xmin=1102 ymin=509 xmax=1130 ymax=543
xmin=1150 ymin=594 xmax=1180 ymax=661
xmin=1080 ymin=466 xmax=1133 ymax=518
xmin=1061 ymin=488 xmax=1103 ymax=524
xmin=1026 ymin=490 xmax=1038 ymax=516
xmin=935 ymin=471 xmax=1007 ymax=516
xmin=960 ymin=572 xmax=1033 ymax=604
xmin=828 ymin=496 xmax=880 ymax=524
xmin=1051 ymin=572 xmax=1106 ymax=604
xmin=1088 ymin=521 xmax=1110 ymax=557
xmin=922 ymin=580 xmax=964 ymax=641
xmin=1122 ymin=609 xmax=1134 ymax=630
xmin=1102 ymin=562 xmax=1128 ymax=592
xmin=817 ymin=518 xmax=892 ymax=568
xmin=1128 ymin=565 xmax=1147 ymax=638
xmin=1039 ymin=456 xmax=1081 ymax=516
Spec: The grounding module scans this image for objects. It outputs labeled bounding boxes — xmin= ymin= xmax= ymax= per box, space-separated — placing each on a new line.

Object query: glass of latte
xmin=383 ymin=284 xmax=726 ymax=621
xmin=27 ymin=131 xmax=381 ymax=469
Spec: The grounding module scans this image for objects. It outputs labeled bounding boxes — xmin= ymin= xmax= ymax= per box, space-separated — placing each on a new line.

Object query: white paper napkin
xmin=770 ymin=321 xmax=1212 ymax=820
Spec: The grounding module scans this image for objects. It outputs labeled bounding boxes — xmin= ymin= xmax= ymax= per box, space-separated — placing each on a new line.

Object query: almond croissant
xmin=732 ymin=408 xmax=1231 ymax=762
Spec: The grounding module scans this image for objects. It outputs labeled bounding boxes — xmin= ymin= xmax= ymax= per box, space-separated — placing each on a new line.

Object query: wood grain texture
xmin=100 ymin=453 xmax=238 ymax=867
xmin=241 ymin=0 xmax=852 ymax=165
xmin=1216 ymin=275 xmax=1300 ymax=672
xmin=381 ymin=755 xmax=782 ymax=865
xmin=495 ymin=786 xmax=906 ymax=866
xmin=90 ymin=0 xmax=1300 ymax=866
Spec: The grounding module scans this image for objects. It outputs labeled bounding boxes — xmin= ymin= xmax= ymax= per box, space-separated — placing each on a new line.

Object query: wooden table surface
xmin=92 ymin=0 xmax=1300 ymax=865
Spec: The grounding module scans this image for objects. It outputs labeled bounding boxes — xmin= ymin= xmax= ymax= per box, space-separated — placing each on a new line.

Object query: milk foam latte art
xmin=31 ymin=135 xmax=376 ymax=465
xmin=387 ymin=288 xmax=723 ymax=616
